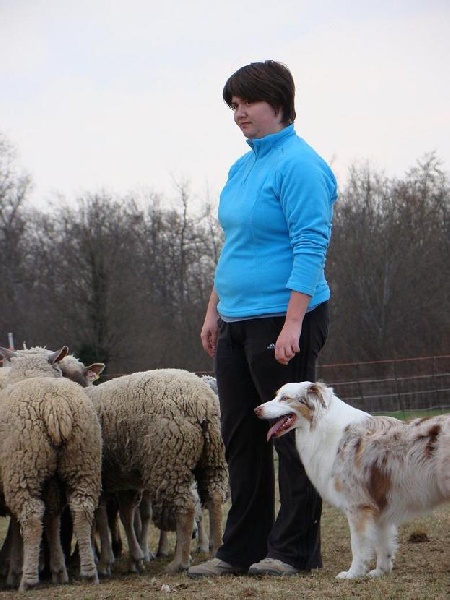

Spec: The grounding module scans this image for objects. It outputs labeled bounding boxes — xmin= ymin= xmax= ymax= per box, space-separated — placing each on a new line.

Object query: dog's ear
xmin=305 ymin=382 xmax=327 ymax=409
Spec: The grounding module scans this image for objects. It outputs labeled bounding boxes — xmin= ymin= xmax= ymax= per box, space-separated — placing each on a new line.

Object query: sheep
xmin=133 ymin=374 xmax=219 ymax=563
xmin=200 ymin=374 xmax=218 ymax=397
xmin=0 ymin=366 xmax=11 ymax=391
xmin=151 ymin=375 xmax=219 ymax=559
xmin=62 ymin=361 xmax=220 ymax=565
xmin=59 ymin=358 xmax=228 ymax=575
xmin=93 ymin=480 xmax=207 ymax=571
xmin=0 ymin=361 xmax=11 ymax=573
xmin=0 ymin=499 xmax=12 ymax=576
xmin=94 ymin=478 xmax=208 ymax=571
xmin=151 ymin=480 xmax=210 ymax=559
xmin=0 ymin=346 xmax=102 ymax=591
xmin=0 ymin=355 xmax=64 ymax=580
xmin=0 ymin=348 xmax=62 ymax=584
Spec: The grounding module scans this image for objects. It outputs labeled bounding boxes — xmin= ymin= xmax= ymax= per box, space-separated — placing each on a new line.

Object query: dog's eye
xmin=298 ymin=396 xmax=313 ymax=408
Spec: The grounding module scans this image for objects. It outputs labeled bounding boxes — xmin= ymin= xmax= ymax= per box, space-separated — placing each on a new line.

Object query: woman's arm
xmin=275 ymin=290 xmax=311 ymax=365
xmin=200 ymin=287 xmax=220 ymax=358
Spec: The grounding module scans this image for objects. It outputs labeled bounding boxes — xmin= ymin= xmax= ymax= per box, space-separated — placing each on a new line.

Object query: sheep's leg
xmin=6 ymin=516 xmax=22 ymax=588
xmin=94 ymin=502 xmax=115 ymax=576
xmin=69 ymin=495 xmax=98 ymax=584
xmin=207 ymin=491 xmax=224 ymax=555
xmin=107 ymin=497 xmax=123 ymax=558
xmin=19 ymin=498 xmax=45 ymax=591
xmin=91 ymin=517 xmax=98 ymax=562
xmin=0 ymin=517 xmax=12 ymax=576
xmin=133 ymin=500 xmax=143 ymax=540
xmin=196 ymin=509 xmax=210 ymax=553
xmin=157 ymin=530 xmax=170 ymax=557
xmin=118 ymin=492 xmax=145 ymax=573
xmin=43 ymin=511 xmax=69 ymax=584
xmin=165 ymin=505 xmax=195 ymax=573
xmin=137 ymin=494 xmax=155 ymax=562
xmin=60 ymin=505 xmax=74 ymax=564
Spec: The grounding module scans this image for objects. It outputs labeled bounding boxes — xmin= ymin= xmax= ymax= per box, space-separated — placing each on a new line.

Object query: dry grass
xmin=0 ymin=501 xmax=449 ymax=599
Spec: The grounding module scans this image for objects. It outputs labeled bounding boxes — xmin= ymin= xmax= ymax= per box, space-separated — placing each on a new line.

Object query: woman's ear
xmin=274 ymin=105 xmax=283 ymax=123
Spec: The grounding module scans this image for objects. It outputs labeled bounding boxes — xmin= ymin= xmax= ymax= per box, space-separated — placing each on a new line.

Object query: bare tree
xmin=323 ymin=155 xmax=450 ymax=363
xmin=0 ymin=135 xmax=33 ymax=342
xmin=2 ymin=130 xmax=446 ymax=373
xmin=133 ymin=184 xmax=221 ymax=372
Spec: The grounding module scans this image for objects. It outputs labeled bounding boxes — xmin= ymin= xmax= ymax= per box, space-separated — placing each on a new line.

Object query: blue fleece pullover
xmin=214 ymin=124 xmax=338 ymax=319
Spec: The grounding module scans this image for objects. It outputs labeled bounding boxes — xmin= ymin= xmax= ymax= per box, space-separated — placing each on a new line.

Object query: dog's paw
xmin=367 ymin=568 xmax=386 ymax=578
xmin=336 ymin=570 xmax=354 ymax=579
xmin=336 ymin=569 xmax=363 ymax=579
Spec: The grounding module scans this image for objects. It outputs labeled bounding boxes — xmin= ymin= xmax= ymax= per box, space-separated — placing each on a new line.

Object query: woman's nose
xmin=235 ymin=104 xmax=246 ymax=118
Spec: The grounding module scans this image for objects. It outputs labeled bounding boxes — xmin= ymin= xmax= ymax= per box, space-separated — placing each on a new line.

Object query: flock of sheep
xmin=0 ymin=345 xmax=229 ymax=592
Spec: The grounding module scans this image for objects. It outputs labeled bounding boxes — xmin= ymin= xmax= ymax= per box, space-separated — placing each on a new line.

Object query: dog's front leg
xmin=367 ymin=523 xmax=397 ymax=577
xmin=336 ymin=508 xmax=376 ymax=579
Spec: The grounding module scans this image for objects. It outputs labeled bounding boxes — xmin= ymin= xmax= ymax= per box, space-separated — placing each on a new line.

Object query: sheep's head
xmin=200 ymin=374 xmax=218 ymax=396
xmin=59 ymin=355 xmax=105 ymax=387
xmin=0 ymin=345 xmax=69 ymax=384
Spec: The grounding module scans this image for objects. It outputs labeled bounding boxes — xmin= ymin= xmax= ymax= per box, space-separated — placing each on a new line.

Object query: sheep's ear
xmin=86 ymin=363 xmax=105 ymax=381
xmin=0 ymin=346 xmax=16 ymax=363
xmin=47 ymin=346 xmax=69 ymax=365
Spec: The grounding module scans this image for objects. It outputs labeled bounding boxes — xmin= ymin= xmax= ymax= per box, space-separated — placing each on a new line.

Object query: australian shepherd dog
xmin=255 ymin=381 xmax=450 ymax=579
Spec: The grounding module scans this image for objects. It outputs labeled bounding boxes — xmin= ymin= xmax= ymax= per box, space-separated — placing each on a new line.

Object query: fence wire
xmin=317 ymin=355 xmax=450 ymax=415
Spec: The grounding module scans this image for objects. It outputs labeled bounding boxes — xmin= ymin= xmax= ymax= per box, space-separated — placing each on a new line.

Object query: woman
xmin=189 ymin=60 xmax=338 ymax=577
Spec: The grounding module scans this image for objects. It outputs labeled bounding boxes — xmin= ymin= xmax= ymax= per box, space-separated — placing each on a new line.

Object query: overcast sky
xmin=1 ymin=0 xmax=449 ymax=211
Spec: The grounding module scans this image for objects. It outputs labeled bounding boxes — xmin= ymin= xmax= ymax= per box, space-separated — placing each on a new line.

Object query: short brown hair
xmin=223 ymin=60 xmax=296 ymax=125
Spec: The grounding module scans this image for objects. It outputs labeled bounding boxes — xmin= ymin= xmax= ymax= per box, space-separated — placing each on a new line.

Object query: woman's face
xmin=231 ymin=95 xmax=283 ymax=139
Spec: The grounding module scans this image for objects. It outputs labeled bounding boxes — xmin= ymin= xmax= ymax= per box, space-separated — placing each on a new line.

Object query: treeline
xmin=0 ymin=134 xmax=448 ymax=376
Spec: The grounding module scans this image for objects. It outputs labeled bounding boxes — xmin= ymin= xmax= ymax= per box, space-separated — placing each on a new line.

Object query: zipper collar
xmin=246 ymin=124 xmax=295 ymax=158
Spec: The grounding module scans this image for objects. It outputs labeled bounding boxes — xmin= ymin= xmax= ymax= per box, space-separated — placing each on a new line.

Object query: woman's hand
xmin=201 ymin=287 xmax=220 ymax=357
xmin=200 ymin=313 xmax=219 ymax=357
xmin=275 ymin=321 xmax=301 ymax=365
xmin=275 ymin=291 xmax=310 ymax=365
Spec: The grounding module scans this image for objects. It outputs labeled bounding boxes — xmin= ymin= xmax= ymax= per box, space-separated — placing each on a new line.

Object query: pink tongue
xmin=267 ymin=418 xmax=286 ymax=441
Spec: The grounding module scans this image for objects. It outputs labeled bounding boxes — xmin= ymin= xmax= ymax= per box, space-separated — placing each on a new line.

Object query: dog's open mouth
xmin=266 ymin=414 xmax=297 ymax=441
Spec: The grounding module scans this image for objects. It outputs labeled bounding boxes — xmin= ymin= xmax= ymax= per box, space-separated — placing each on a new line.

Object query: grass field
xmin=377 ymin=409 xmax=450 ymax=420
xmin=0 ymin=499 xmax=449 ymax=600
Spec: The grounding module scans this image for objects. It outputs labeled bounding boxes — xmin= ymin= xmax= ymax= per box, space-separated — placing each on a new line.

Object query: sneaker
xmin=188 ymin=558 xmax=247 ymax=578
xmin=248 ymin=557 xmax=302 ymax=576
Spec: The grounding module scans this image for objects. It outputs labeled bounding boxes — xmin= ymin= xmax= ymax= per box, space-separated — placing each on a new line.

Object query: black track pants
xmin=214 ymin=302 xmax=329 ymax=570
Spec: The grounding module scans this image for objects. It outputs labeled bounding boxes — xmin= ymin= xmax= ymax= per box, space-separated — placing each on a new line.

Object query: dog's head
xmin=254 ymin=381 xmax=331 ymax=440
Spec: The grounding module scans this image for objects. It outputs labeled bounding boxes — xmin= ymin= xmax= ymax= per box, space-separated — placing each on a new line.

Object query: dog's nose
xmin=254 ymin=406 xmax=261 ymax=416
